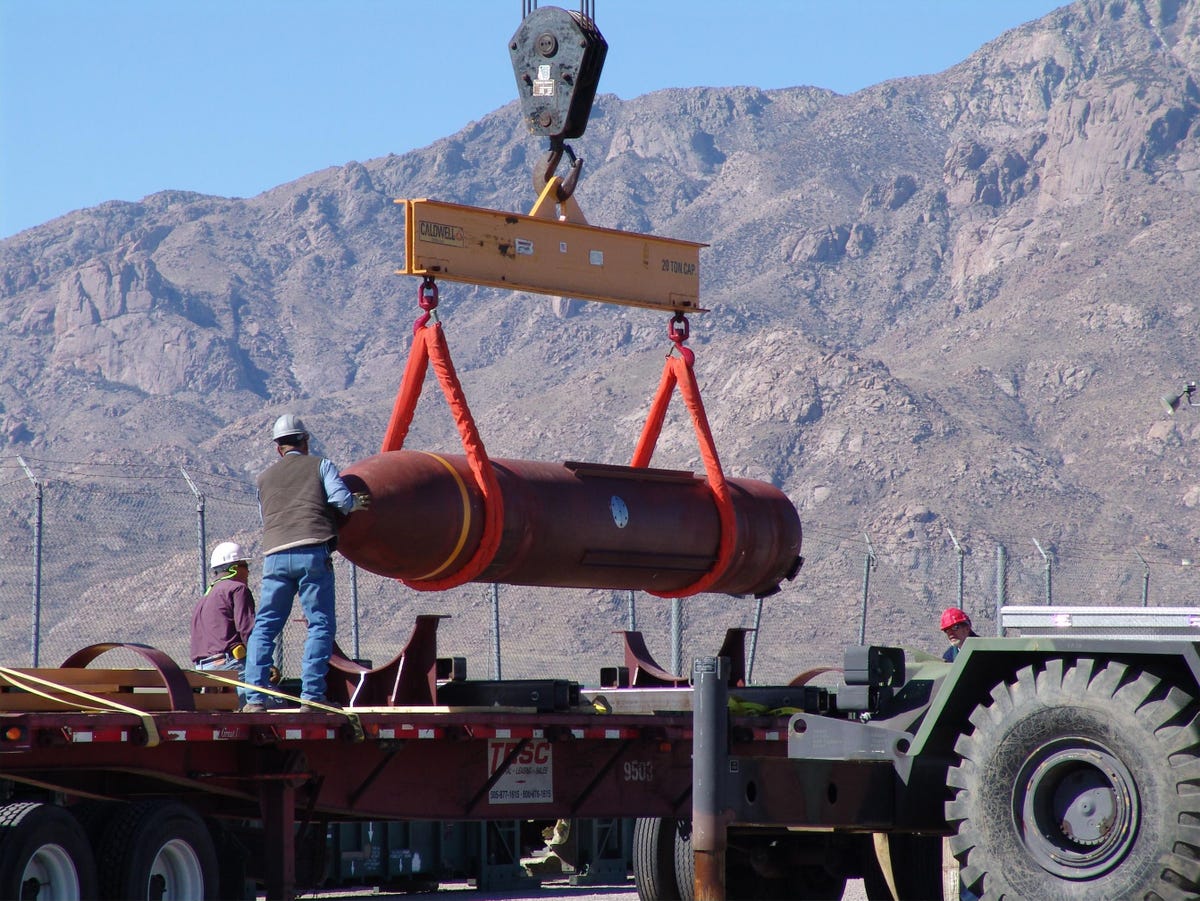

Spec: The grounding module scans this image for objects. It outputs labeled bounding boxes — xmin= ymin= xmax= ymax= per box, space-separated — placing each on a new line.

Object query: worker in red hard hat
xmin=941 ymin=607 xmax=978 ymax=662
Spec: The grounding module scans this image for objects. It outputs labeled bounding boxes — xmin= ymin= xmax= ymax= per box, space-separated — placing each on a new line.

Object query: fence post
xmin=995 ymin=543 xmax=1007 ymax=636
xmin=179 ymin=466 xmax=206 ymax=595
xmin=859 ymin=533 xmax=876 ymax=646
xmin=350 ymin=563 xmax=360 ymax=660
xmin=1033 ymin=538 xmax=1052 ymax=605
xmin=670 ymin=598 xmax=682 ymax=677
xmin=748 ymin=596 xmax=764 ymax=686
xmin=17 ymin=457 xmax=42 ymax=667
xmin=491 ymin=583 xmax=502 ymax=680
xmin=948 ymin=528 xmax=965 ymax=610
xmin=1134 ymin=551 xmax=1150 ymax=607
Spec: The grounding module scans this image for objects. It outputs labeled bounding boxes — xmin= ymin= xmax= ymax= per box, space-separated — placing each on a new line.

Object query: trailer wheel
xmin=673 ymin=818 xmax=694 ymax=901
xmin=68 ymin=800 xmax=118 ymax=847
xmin=0 ymin=801 xmax=98 ymax=901
xmin=632 ymin=817 xmax=682 ymax=901
xmin=946 ymin=658 xmax=1200 ymax=900
xmin=97 ymin=800 xmax=218 ymax=900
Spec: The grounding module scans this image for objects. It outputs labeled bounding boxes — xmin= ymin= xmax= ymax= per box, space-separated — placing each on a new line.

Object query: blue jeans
xmin=196 ymin=654 xmax=248 ymax=702
xmin=244 ymin=544 xmax=336 ymax=704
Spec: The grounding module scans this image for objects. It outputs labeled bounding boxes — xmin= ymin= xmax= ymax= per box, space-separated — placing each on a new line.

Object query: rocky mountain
xmin=1 ymin=0 xmax=1198 ymax=679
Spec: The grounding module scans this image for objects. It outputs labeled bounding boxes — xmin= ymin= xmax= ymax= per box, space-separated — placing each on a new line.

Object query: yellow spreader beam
xmin=397 ymin=196 xmax=707 ymax=313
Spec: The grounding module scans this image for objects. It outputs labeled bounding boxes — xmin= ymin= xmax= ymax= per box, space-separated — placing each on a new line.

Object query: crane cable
xmin=521 ymin=2 xmax=596 ymax=20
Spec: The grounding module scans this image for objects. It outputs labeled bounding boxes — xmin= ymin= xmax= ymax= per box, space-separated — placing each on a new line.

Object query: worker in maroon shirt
xmin=191 ymin=540 xmax=257 ymax=703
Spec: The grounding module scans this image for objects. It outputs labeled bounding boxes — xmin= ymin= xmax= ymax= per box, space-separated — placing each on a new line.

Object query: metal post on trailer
xmin=693 ymin=655 xmax=731 ymax=899
xmin=260 ymin=780 xmax=298 ymax=901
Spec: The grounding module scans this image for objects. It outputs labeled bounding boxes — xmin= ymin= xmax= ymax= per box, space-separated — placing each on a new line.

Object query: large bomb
xmin=338 ymin=450 xmax=801 ymax=597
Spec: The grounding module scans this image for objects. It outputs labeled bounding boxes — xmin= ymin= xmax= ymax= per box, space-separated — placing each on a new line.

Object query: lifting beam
xmin=397 ymin=192 xmax=706 ymax=313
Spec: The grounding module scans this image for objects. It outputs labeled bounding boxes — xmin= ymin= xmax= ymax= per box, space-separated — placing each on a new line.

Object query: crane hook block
xmin=509 ymin=6 xmax=607 ymax=139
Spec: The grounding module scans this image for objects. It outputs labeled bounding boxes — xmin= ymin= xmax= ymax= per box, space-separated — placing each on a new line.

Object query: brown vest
xmin=257 ymin=454 xmax=336 ymax=555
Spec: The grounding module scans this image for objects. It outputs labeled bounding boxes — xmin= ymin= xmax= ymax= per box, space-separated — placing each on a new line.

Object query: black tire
xmin=68 ymin=800 xmax=118 ymax=848
xmin=633 ymin=817 xmax=681 ymax=901
xmin=673 ymin=819 xmax=694 ymax=901
xmin=96 ymin=800 xmax=219 ymax=900
xmin=0 ymin=801 xmax=98 ymax=900
xmin=946 ymin=658 xmax=1200 ymax=900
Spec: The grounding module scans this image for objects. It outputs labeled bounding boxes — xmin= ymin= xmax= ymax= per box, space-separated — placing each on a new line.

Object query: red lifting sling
xmin=379 ymin=278 xmax=505 ymax=591
xmin=631 ymin=314 xmax=739 ymax=598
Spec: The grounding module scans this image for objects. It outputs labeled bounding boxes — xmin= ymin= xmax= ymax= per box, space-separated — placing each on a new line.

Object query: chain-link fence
xmin=1 ymin=455 xmax=1197 ymax=688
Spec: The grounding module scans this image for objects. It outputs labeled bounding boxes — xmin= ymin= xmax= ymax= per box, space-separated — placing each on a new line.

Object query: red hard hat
xmin=940 ymin=607 xmax=970 ymax=630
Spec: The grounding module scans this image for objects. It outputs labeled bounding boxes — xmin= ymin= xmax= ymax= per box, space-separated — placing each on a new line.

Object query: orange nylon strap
xmin=380 ymin=326 xmax=433 ymax=453
xmin=630 ymin=362 xmax=676 ymax=468
xmin=631 ymin=352 xmax=739 ymax=598
xmin=380 ymin=323 xmax=505 ymax=591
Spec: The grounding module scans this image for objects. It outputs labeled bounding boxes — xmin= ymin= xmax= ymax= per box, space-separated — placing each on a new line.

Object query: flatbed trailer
xmin=0 ymin=622 xmax=786 ymax=900
xmin=3 ymin=610 xmax=1200 ymax=900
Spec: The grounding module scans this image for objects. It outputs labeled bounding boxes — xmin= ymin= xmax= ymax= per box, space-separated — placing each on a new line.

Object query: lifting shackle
xmin=414 ymin=276 xmax=439 ymax=333
xmin=668 ymin=312 xmax=695 ymax=366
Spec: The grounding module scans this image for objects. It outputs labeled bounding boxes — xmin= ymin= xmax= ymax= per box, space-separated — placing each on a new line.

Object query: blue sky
xmin=0 ymin=0 xmax=1065 ymax=239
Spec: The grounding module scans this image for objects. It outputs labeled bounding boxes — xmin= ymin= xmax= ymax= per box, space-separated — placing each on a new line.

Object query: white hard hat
xmin=271 ymin=413 xmax=308 ymax=443
xmin=210 ymin=541 xmax=248 ymax=570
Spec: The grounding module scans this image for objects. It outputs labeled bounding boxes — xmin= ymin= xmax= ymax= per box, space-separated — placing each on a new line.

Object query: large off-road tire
xmin=0 ymin=801 xmax=98 ymax=900
xmin=633 ymin=817 xmax=682 ymax=901
xmin=96 ymin=800 xmax=219 ymax=900
xmin=946 ymin=658 xmax=1200 ymax=899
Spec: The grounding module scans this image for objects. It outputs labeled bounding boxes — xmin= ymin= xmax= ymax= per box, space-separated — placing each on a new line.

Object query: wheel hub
xmin=1013 ymin=737 xmax=1139 ymax=879
xmin=19 ymin=842 xmax=80 ymax=901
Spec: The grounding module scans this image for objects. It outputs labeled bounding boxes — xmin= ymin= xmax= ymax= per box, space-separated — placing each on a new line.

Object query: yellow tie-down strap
xmin=0 ymin=666 xmax=161 ymax=747
xmin=198 ymin=672 xmax=364 ymax=743
xmin=399 ymin=198 xmax=707 ymax=313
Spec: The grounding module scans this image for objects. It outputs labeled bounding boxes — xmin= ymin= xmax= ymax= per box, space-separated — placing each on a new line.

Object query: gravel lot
xmin=291 ymin=875 xmax=871 ymax=900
